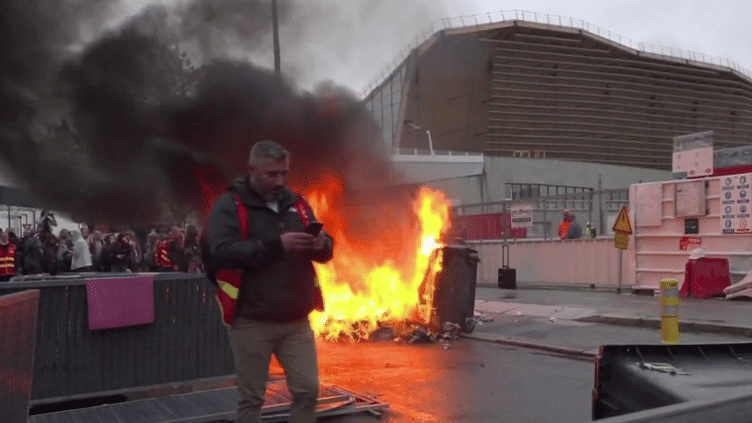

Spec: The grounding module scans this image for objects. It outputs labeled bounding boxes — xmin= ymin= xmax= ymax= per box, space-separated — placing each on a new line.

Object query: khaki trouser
xmin=227 ymin=317 xmax=319 ymax=423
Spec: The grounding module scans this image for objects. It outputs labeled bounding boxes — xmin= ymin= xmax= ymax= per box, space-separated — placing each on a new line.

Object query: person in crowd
xmin=143 ymin=229 xmax=160 ymax=271
xmin=71 ymin=229 xmax=93 ymax=272
xmin=42 ymin=233 xmax=60 ymax=275
xmin=132 ymin=227 xmax=149 ymax=263
xmin=17 ymin=229 xmax=44 ymax=275
xmin=89 ymin=230 xmax=105 ymax=270
xmin=36 ymin=209 xmax=57 ymax=241
xmin=124 ymin=230 xmax=142 ymax=272
xmin=6 ymin=229 xmax=18 ymax=248
xmin=0 ymin=230 xmax=17 ymax=281
xmin=208 ymin=140 xmax=333 ymax=423
xmin=111 ymin=233 xmax=134 ymax=272
xmin=155 ymin=227 xmax=184 ymax=272
xmin=585 ymin=222 xmax=598 ymax=239
xmin=183 ymin=225 xmax=203 ymax=274
xmin=98 ymin=234 xmax=116 ymax=272
xmin=56 ymin=229 xmax=73 ymax=273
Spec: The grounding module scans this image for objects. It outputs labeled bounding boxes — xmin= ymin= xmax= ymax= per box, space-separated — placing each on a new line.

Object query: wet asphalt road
xmin=313 ymin=339 xmax=593 ymax=423
xmin=235 ymin=287 xmax=752 ymax=422
xmin=311 ymin=316 xmax=749 ymax=422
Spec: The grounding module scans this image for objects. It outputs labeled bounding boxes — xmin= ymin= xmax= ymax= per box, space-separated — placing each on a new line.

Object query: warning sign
xmin=612 ymin=206 xmax=633 ymax=234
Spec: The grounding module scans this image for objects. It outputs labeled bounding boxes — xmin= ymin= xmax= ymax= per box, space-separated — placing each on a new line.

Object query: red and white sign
xmin=679 ymin=236 xmax=702 ymax=251
xmin=510 ymin=202 xmax=533 ymax=229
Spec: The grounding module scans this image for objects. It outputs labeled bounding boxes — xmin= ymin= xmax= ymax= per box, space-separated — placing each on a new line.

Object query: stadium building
xmin=363 ymin=11 xmax=752 ymax=238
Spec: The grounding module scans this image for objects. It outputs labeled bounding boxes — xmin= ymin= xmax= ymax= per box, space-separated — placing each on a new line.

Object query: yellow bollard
xmin=660 ymin=278 xmax=680 ymax=344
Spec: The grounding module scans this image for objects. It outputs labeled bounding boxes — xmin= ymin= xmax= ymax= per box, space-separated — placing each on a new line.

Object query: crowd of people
xmin=0 ymin=215 xmax=205 ymax=281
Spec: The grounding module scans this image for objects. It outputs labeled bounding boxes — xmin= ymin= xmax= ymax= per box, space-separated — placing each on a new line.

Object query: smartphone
xmin=305 ymin=221 xmax=323 ymax=236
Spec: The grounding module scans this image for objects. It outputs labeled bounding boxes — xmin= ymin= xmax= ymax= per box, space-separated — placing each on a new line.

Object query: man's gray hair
xmin=249 ymin=140 xmax=289 ymax=166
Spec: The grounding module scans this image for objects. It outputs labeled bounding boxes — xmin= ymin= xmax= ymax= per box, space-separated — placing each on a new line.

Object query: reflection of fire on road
xmin=298 ymin=176 xmax=452 ymax=341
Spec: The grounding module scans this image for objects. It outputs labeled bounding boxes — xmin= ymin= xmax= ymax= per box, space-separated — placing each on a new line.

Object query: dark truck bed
xmin=593 ymin=342 xmax=752 ymax=420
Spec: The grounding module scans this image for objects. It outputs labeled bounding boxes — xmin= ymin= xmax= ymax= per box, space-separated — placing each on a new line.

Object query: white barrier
xmin=468 ymin=237 xmax=627 ymax=288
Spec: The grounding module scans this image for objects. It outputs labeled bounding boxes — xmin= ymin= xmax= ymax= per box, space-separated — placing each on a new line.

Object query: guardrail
xmin=359 ymin=9 xmax=752 ymax=98
xmin=0 ymin=273 xmax=234 ymax=404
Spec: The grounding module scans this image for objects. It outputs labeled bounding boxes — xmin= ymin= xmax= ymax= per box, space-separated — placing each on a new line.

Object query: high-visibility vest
xmin=0 ymin=243 xmax=16 ymax=276
xmin=155 ymin=239 xmax=175 ymax=268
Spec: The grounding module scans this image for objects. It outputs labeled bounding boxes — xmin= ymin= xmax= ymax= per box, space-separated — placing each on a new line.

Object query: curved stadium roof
xmin=363 ymin=10 xmax=752 ymax=169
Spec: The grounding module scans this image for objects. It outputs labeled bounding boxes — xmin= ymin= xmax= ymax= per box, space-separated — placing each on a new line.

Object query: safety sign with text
xmin=510 ymin=202 xmax=533 ymax=229
xmin=721 ymin=173 xmax=752 ymax=234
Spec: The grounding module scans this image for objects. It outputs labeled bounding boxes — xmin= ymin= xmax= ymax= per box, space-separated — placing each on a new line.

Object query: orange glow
xmin=302 ymin=175 xmax=452 ymax=341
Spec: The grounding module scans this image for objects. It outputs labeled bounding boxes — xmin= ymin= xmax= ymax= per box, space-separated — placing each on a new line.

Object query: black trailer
xmin=593 ymin=342 xmax=752 ymax=420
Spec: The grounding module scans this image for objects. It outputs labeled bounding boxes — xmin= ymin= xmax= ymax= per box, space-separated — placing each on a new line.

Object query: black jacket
xmin=207 ymin=176 xmax=334 ymax=322
xmin=18 ymin=235 xmax=44 ymax=275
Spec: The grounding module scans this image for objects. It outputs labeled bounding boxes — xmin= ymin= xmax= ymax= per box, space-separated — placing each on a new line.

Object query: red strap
xmin=233 ymin=192 xmax=311 ymax=237
xmin=233 ymin=193 xmax=249 ymax=240
xmin=293 ymin=195 xmax=312 ymax=227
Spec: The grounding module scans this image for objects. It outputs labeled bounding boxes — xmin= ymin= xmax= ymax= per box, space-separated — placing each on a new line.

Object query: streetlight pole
xmin=404 ymin=120 xmax=434 ymax=155
xmin=271 ymin=0 xmax=281 ymax=77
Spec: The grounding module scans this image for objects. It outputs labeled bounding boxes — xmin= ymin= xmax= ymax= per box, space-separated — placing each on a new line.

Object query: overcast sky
xmin=117 ymin=0 xmax=752 ymax=95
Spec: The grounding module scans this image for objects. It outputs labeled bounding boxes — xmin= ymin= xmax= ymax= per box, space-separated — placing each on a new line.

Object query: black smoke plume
xmin=0 ymin=1 xmax=398 ymax=227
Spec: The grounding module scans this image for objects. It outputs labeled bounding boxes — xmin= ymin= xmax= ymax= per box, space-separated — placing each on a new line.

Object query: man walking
xmin=207 ymin=140 xmax=334 ymax=423
xmin=558 ymin=209 xmax=572 ymax=240
xmin=558 ymin=209 xmax=582 ymax=240
xmin=558 ymin=208 xmax=583 ymax=240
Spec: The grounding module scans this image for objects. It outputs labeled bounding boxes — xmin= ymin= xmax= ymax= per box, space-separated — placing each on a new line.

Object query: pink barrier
xmin=86 ymin=275 xmax=155 ymax=330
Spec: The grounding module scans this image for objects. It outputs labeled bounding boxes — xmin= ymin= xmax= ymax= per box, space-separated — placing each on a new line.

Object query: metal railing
xmin=452 ymin=188 xmax=629 ymax=240
xmin=359 ymin=9 xmax=752 ymax=97
xmin=392 ymin=147 xmax=484 ymax=157
xmin=506 ymin=183 xmax=593 ymax=202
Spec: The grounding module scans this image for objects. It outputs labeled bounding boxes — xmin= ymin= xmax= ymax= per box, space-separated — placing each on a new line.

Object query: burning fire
xmin=302 ymin=176 xmax=452 ymax=341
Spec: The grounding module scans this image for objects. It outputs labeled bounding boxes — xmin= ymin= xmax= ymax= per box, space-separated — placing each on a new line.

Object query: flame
xmin=302 ymin=175 xmax=452 ymax=341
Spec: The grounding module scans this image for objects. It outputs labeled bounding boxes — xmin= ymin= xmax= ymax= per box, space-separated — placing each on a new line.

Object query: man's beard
xmin=249 ymin=175 xmax=282 ymax=202
xmin=264 ymin=190 xmax=282 ymax=203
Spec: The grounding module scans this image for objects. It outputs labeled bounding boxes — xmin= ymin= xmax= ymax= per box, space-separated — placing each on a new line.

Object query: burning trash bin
xmin=420 ymin=245 xmax=480 ymax=334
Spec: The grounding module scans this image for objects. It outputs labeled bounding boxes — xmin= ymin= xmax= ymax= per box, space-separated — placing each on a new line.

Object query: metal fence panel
xmin=0 ymin=274 xmax=234 ymax=403
xmin=0 ymin=289 xmax=40 ymax=423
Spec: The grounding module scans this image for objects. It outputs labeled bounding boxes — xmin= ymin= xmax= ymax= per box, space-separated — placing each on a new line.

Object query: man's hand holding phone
xmin=280 ymin=222 xmax=326 ymax=253
xmin=305 ymin=222 xmax=323 ymax=236
xmin=307 ymin=222 xmax=328 ymax=251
